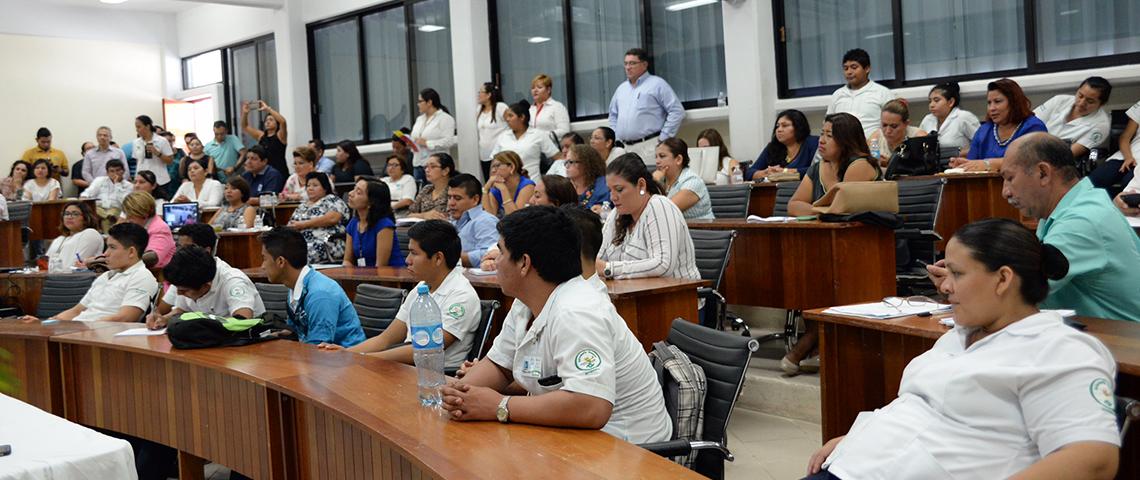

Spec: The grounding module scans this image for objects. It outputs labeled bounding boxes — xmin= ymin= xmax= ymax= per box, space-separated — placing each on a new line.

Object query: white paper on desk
xmin=823 ymin=301 xmax=951 ymax=319
xmin=396 ymin=217 xmax=425 ymax=226
xmin=466 ymin=267 xmax=496 ymax=276
xmin=310 ymin=264 xmax=341 ymax=270
xmin=114 ymin=327 xmax=166 ymax=337
xmin=747 ymin=215 xmax=795 ymax=223
xmin=1127 ymin=216 xmax=1140 ymax=228
xmin=939 ymin=317 xmax=956 ymax=327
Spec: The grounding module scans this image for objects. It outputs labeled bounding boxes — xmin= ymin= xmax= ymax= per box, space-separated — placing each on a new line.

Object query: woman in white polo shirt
xmin=806 ymin=218 xmax=1120 ymax=479
xmin=919 ymin=82 xmax=980 ymax=157
xmin=1034 ymin=76 xmax=1112 ymax=160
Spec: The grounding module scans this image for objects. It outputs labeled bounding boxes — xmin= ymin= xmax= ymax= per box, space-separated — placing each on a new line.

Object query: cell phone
xmin=1121 ymin=193 xmax=1140 ymax=208
xmin=1063 ymin=318 xmax=1087 ymax=331
xmin=0 ymin=444 xmax=10 ymax=457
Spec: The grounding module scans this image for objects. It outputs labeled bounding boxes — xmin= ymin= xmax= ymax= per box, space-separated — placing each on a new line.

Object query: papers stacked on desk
xmin=747 ymin=215 xmax=795 ymax=223
xmin=466 ymin=267 xmax=496 ymax=276
xmin=396 ymin=217 xmax=425 ymax=226
xmin=1127 ymin=216 xmax=1140 ymax=228
xmin=823 ymin=300 xmax=951 ymax=319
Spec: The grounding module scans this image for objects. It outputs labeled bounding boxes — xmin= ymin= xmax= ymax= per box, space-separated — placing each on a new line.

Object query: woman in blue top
xmin=949 ymin=78 xmax=1048 ymax=172
xmin=343 ymin=178 xmax=405 ymax=267
xmin=566 ymin=144 xmax=610 ymax=210
xmin=483 ymin=150 xmax=535 ymax=217
xmin=748 ymin=109 xmax=819 ymax=180
xmin=653 ymin=137 xmax=714 ymax=220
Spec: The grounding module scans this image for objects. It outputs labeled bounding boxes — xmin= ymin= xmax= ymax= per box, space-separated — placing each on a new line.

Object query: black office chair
xmin=255 ymin=283 xmax=290 ymax=320
xmin=444 ymin=299 xmax=499 ymax=377
xmin=937 ymin=146 xmax=961 ymax=171
xmin=396 ymin=224 xmax=412 ymax=259
xmin=895 ymin=179 xmax=945 ymax=296
xmin=639 ymin=318 xmax=759 ymax=480
xmin=688 ymin=229 xmax=746 ymax=335
xmin=353 ymin=284 xmax=407 ymax=338
xmin=36 ymin=273 xmax=98 ymax=319
xmin=706 ymin=184 xmax=752 ymax=219
xmin=1118 ymin=395 xmax=1140 ymax=441
xmin=772 ymin=181 xmax=798 ymax=216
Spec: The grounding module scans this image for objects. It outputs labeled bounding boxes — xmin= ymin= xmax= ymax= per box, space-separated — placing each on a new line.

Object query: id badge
xmin=521 ymin=355 xmax=542 ymax=378
xmin=357 ymin=257 xmax=366 ymax=267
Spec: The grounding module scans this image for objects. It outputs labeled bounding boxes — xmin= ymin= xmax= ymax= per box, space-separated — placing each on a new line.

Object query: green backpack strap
xmin=177 ymin=312 xmax=264 ymax=332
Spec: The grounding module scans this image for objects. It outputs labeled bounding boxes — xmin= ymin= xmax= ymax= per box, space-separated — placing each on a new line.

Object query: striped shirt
xmin=598 ymin=194 xmax=700 ymax=280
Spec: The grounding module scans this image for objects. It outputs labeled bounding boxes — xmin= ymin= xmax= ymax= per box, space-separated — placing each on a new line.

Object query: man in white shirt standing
xmin=80 ymin=159 xmax=133 ymax=231
xmin=826 ymin=48 xmax=894 ymax=139
xmin=1034 ymin=76 xmax=1112 ymax=159
xmin=608 ymin=48 xmax=686 ymax=168
xmin=442 ymin=206 xmax=672 ymax=444
xmin=20 ymin=223 xmax=158 ymax=323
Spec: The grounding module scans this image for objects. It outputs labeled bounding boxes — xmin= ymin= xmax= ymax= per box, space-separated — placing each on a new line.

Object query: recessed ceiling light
xmin=418 ymin=25 xmax=446 ymax=33
xmin=665 ymin=0 xmax=716 ymax=12
xmin=100 ymin=0 xmax=129 ymax=4
xmin=527 ymin=37 xmax=551 ymax=44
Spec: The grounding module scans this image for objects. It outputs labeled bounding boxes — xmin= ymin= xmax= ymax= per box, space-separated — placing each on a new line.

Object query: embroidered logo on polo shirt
xmin=447 ymin=303 xmax=465 ymax=319
xmin=229 ymin=286 xmax=246 ymax=298
xmin=1089 ymin=378 xmax=1114 ymax=413
xmin=575 ymin=349 xmax=602 ymax=372
xmin=1091 ymin=131 xmax=1103 ymax=143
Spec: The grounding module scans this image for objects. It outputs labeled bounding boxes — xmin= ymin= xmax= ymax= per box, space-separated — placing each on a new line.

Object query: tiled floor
xmin=724 ymin=409 xmax=822 ymax=480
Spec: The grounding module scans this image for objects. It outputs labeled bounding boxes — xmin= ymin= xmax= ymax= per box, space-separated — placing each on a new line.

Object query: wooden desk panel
xmin=0 ymin=271 xmax=49 ymax=316
xmin=904 ymin=173 xmax=1020 ymax=250
xmin=749 ymin=182 xmax=777 ymax=217
xmin=0 ymin=221 xmax=22 ymax=268
xmin=29 ymin=199 xmax=95 ymax=241
xmin=216 ymin=232 xmax=263 ymax=269
xmin=0 ymin=320 xmax=122 ymax=414
xmin=805 ymin=310 xmax=1140 ymax=479
xmin=687 ymin=220 xmax=895 ymax=310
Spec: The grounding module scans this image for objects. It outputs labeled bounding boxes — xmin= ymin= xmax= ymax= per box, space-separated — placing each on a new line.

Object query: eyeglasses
xmin=63 ymin=211 xmax=83 ymax=217
xmin=882 ymin=295 xmax=939 ymax=311
xmin=564 ymin=160 xmax=580 ymax=165
xmin=424 ymin=164 xmax=441 ymax=170
xmin=623 ymin=61 xmax=645 ymax=67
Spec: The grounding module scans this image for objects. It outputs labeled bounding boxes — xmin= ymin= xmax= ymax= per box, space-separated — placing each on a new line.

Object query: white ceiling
xmin=37 ymin=0 xmax=198 ymax=14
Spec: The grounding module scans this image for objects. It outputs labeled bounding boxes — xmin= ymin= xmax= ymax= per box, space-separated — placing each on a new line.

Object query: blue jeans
xmin=1088 ymin=159 xmax=1135 ymax=194
xmin=413 ymin=166 xmax=427 ymax=185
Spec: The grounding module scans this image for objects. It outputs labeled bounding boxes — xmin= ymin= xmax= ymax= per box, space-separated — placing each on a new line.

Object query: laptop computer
xmin=162 ymin=202 xmax=200 ymax=233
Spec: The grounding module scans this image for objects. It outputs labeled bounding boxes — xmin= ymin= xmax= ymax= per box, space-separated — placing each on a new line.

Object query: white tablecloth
xmin=0 ymin=394 xmax=136 ymax=480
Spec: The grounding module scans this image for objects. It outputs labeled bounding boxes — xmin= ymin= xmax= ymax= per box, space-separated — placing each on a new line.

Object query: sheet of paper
xmin=396 ymin=217 xmax=425 ymax=226
xmin=823 ymin=301 xmax=951 ymax=319
xmin=310 ymin=264 xmax=341 ymax=270
xmin=747 ymin=215 xmax=795 ymax=223
xmin=114 ymin=327 xmax=166 ymax=337
xmin=1126 ymin=216 xmax=1140 ymax=228
xmin=466 ymin=267 xmax=496 ymax=276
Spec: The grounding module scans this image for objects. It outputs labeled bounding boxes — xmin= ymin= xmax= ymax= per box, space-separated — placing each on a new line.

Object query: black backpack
xmin=885 ymin=133 xmax=940 ymax=179
xmin=166 ymin=312 xmax=291 ymax=349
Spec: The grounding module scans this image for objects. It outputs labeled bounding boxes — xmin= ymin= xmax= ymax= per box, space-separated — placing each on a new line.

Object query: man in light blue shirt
xmin=204 ymin=120 xmax=247 ymax=180
xmin=608 ymin=47 xmax=685 ymax=167
xmin=931 ymin=132 xmax=1140 ymax=322
xmin=447 ymin=174 xmax=499 ymax=267
xmin=309 ymin=138 xmax=335 ymax=173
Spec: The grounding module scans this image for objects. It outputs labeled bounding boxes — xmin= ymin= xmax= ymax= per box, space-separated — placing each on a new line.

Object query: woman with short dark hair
xmin=288 ymin=171 xmax=351 ymax=264
xmin=748 ymin=110 xmax=818 ymax=180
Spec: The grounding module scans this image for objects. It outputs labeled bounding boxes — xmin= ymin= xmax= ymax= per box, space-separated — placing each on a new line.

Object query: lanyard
xmin=532 ymin=102 xmax=544 ymax=128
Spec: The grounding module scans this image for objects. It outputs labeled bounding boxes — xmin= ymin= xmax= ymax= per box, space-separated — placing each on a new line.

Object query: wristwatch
xmin=603 ymin=264 xmax=613 ymax=279
xmin=496 ymin=396 xmax=510 ymax=423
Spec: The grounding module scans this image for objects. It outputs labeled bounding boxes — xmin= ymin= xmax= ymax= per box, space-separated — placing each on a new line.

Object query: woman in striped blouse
xmin=596 ymin=154 xmax=700 ymax=281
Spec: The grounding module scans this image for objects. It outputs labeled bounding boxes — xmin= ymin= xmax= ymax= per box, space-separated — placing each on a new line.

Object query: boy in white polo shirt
xmin=147 ymin=245 xmax=266 ymax=330
xmin=319 ymin=220 xmax=480 ymax=370
xmin=826 ymin=48 xmax=894 ymax=139
xmin=20 ymin=222 xmax=157 ymax=323
xmin=1033 ymin=76 xmax=1112 ymax=159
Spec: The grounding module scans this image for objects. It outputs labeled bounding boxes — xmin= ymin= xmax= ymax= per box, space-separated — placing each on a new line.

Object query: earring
xmin=639 ymin=190 xmax=646 ymax=196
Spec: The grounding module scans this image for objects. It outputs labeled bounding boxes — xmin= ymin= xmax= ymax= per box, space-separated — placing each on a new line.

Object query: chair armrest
xmin=895 ymin=228 xmax=941 ymax=242
xmin=696 ymin=287 xmax=725 ymax=304
xmin=638 ymin=439 xmax=734 ymax=462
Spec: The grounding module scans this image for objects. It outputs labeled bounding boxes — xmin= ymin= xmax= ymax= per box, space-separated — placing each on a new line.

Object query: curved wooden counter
xmin=0 ymin=320 xmax=698 ymax=479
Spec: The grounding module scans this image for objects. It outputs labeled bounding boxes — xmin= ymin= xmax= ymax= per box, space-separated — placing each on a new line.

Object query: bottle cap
xmin=417 ymin=284 xmax=430 ymax=295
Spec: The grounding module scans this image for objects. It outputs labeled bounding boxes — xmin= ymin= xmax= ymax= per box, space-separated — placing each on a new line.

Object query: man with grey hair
xmin=929 ymin=132 xmax=1140 ymax=322
xmin=82 ymin=126 xmax=126 ymax=182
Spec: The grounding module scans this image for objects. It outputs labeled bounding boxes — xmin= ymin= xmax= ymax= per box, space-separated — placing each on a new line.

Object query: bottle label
xmin=410 ymin=324 xmax=444 ymax=350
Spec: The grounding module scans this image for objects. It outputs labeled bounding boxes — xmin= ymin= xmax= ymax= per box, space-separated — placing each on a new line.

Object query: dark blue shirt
xmin=242 ymin=165 xmax=286 ymax=197
xmin=346 ymin=216 xmax=405 ymax=267
xmin=748 ymin=135 xmax=819 ymax=178
xmin=579 ymin=175 xmax=611 ymax=208
xmin=967 ymin=115 xmax=1048 ymax=160
xmin=490 ymin=176 xmax=536 ymax=216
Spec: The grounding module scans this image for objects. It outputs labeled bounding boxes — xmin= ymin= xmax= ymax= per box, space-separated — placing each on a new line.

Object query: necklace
xmin=993 ymin=121 xmax=1023 ymax=147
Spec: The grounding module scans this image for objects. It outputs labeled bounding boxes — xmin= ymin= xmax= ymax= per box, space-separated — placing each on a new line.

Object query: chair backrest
xmin=665 ymin=318 xmax=758 ymax=478
xmin=7 ymin=201 xmax=31 ymax=224
xmin=687 ymin=230 xmax=735 ymax=291
xmin=354 ymin=284 xmax=407 ymax=338
xmin=1117 ymin=395 xmax=1140 ymax=440
xmin=36 ymin=273 xmax=98 ymax=318
xmin=706 ymin=184 xmax=751 ymax=219
xmin=897 ymin=178 xmax=945 ymax=266
xmin=396 ymin=224 xmax=412 ymax=260
xmin=772 ymin=181 xmax=798 ymax=216
xmin=467 ymin=299 xmax=500 ymax=361
xmin=255 ymin=283 xmax=290 ymax=320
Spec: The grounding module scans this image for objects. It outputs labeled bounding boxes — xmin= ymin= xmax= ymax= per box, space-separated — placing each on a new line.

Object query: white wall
xmin=176 ymin=3 xmax=274 ymax=57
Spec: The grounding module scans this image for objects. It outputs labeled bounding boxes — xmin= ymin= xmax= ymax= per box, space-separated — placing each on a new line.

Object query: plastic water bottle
xmin=253 ymin=210 xmax=264 ymax=229
xmin=599 ymin=201 xmax=612 ymax=221
xmin=731 ymin=166 xmax=744 ymax=185
xmin=409 ymin=284 xmax=445 ymax=408
xmin=870 ymin=138 xmax=880 ymax=159
xmin=717 ymin=91 xmax=727 ymax=107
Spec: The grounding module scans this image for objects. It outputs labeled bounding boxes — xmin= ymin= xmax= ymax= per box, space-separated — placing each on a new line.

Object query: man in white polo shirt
xmin=1033 ymin=76 xmax=1112 ymax=159
xmin=442 ymin=207 xmax=671 ymax=444
xmin=20 ymin=223 xmax=157 ymax=323
xmin=827 ymin=48 xmax=894 ymax=139
xmin=319 ymin=220 xmax=480 ymax=371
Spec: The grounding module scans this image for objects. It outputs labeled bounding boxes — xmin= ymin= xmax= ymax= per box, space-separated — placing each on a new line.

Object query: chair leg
xmin=783 ymin=310 xmax=802 ymax=354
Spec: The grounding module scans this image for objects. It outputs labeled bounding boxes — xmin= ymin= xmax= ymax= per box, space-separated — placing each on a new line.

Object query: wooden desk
xmin=805 ymin=310 xmax=1140 ymax=479
xmin=687 ymin=219 xmax=895 ymax=310
xmin=216 ymin=231 xmax=264 ymax=269
xmin=0 ymin=220 xmax=23 ymax=268
xmin=29 ymin=199 xmax=96 ymax=241
xmin=748 ymin=182 xmax=777 ymax=217
xmin=243 ymin=266 xmax=706 ymax=351
xmin=0 ymin=320 xmax=698 ymax=479
xmin=902 ymin=173 xmax=1020 ymax=250
xmin=0 ymin=271 xmax=50 ymax=315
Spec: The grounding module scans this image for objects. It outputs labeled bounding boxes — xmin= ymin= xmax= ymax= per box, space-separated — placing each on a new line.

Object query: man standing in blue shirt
xmin=241 ymin=145 xmax=285 ymax=206
xmin=260 ymin=227 xmax=365 ymax=346
xmin=309 ymin=139 xmax=336 ymax=174
xmin=608 ymin=48 xmax=685 ymax=168
xmin=447 ymin=174 xmax=498 ymax=267
xmin=204 ymin=120 xmax=247 ymax=181
xmin=928 ymin=133 xmax=1140 ymax=322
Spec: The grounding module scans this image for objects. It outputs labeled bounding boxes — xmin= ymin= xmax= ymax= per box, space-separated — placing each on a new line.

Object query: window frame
xmin=488 ymin=0 xmax=722 ymax=123
xmin=772 ymin=0 xmax=1140 ymax=99
xmin=306 ymin=0 xmax=451 ymax=146
xmin=180 ymin=34 xmax=276 ymax=142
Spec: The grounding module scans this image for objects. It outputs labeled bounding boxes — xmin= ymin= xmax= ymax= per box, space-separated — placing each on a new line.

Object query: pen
xmin=76 ymin=253 xmax=83 ymax=265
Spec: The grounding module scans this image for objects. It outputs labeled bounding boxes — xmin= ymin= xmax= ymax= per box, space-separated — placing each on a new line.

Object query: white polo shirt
xmin=486 ymin=276 xmax=672 ymax=444
xmin=1109 ymin=101 xmax=1140 ymax=164
xmin=396 ymin=266 xmax=481 ymax=369
xmin=75 ymin=260 xmax=158 ymax=321
xmin=826 ymin=80 xmax=894 ymax=139
xmin=163 ymin=258 xmax=265 ymax=318
xmin=489 ymin=128 xmax=560 ymax=178
xmin=824 ymin=311 xmax=1120 ymax=479
xmin=919 ymin=107 xmax=981 ymax=152
xmin=1034 ymin=94 xmax=1111 ymax=149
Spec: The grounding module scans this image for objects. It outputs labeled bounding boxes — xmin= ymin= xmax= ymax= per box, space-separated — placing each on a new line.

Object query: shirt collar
xmin=291 ymin=265 xmax=312 ymax=304
xmin=108 ymin=259 xmax=146 ymax=279
xmin=845 ymin=80 xmax=877 ymax=94
xmin=1045 ymin=177 xmax=1092 ymax=226
xmin=628 ymin=71 xmax=650 ymax=86
xmin=955 ymin=310 xmax=1065 ymax=349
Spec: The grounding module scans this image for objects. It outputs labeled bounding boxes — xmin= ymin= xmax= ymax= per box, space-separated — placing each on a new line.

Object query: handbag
xmin=884 ymin=133 xmax=940 ymax=179
xmin=812 ymin=181 xmax=899 ymax=214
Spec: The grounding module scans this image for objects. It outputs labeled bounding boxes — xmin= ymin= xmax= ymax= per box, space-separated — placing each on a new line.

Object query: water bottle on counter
xmin=731 ymin=166 xmax=744 ymax=185
xmin=409 ymin=284 xmax=445 ymax=408
xmin=599 ymin=201 xmax=612 ymax=221
xmin=870 ymin=137 xmax=880 ymax=160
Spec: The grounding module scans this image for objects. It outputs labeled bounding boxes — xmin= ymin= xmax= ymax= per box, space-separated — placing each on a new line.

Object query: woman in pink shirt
xmin=120 ymin=191 xmax=175 ymax=269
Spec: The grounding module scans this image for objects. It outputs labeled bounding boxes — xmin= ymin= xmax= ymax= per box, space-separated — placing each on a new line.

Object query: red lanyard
xmin=533 ymin=102 xmax=544 ymax=128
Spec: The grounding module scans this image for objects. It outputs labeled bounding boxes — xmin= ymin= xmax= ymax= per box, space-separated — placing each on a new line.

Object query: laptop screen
xmin=162 ymin=202 xmax=200 ymax=230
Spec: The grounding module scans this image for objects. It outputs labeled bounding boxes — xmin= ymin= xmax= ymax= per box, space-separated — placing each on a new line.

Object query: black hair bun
xmin=1041 ymin=243 xmax=1069 ymax=281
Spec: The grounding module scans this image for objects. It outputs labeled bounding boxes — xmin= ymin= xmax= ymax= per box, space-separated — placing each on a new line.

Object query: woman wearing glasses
xmin=805 ymin=218 xmax=1119 ymax=479
xmin=44 ymin=201 xmax=104 ymax=272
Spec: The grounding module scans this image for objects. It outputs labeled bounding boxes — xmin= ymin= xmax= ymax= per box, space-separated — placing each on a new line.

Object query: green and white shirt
xmin=397 ymin=265 xmax=481 ymax=369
